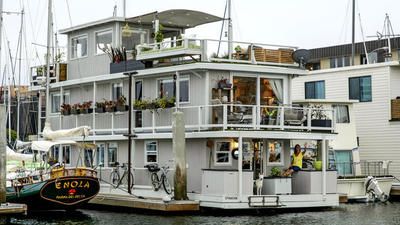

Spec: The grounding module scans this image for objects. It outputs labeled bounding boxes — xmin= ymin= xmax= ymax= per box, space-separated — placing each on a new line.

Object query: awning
xmin=31 ymin=140 xmax=77 ymax=152
xmin=126 ymin=9 xmax=222 ymax=29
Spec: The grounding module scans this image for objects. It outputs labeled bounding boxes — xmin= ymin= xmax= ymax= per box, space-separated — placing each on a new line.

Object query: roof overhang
xmin=126 ymin=9 xmax=222 ymax=29
xmin=60 ymin=17 xmax=125 ymax=34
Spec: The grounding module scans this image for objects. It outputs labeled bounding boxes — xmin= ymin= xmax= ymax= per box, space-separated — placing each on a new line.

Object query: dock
xmin=0 ymin=203 xmax=27 ymax=215
xmin=90 ymin=193 xmax=199 ymax=212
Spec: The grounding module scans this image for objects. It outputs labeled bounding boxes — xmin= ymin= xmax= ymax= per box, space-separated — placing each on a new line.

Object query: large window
xmin=122 ymin=29 xmax=148 ymax=51
xmin=95 ymin=29 xmax=113 ymax=55
xmin=305 ymin=81 xmax=325 ymax=99
xmin=51 ymin=92 xmax=70 ymax=113
xmin=71 ymin=35 xmax=88 ymax=59
xmin=349 ymin=76 xmax=372 ymax=102
xmin=335 ymin=150 xmax=353 ymax=176
xmin=145 ymin=141 xmax=158 ymax=164
xmin=214 ymin=141 xmax=231 ymax=165
xmin=330 ymin=56 xmax=350 ymax=68
xmin=96 ymin=143 xmax=105 ymax=167
xmin=112 ymin=82 xmax=123 ymax=101
xmin=157 ymin=76 xmax=189 ymax=103
xmin=107 ymin=143 xmax=118 ymax=167
xmin=333 ymin=105 xmax=350 ymax=123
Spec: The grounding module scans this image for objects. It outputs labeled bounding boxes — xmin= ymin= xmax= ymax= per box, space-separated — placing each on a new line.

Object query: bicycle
xmin=144 ymin=163 xmax=172 ymax=195
xmin=109 ymin=162 xmax=134 ymax=192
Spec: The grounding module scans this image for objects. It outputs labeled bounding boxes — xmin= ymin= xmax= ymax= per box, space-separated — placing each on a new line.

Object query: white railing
xmin=135 ymin=38 xmax=298 ymax=66
xmin=49 ymin=104 xmax=335 ymax=136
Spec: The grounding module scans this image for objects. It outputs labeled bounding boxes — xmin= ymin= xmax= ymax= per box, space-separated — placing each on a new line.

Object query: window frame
xmin=156 ymin=76 xmax=190 ymax=104
xmin=111 ymin=82 xmax=123 ymax=101
xmin=266 ymin=140 xmax=284 ymax=166
xmin=96 ymin=143 xmax=106 ymax=167
xmin=144 ymin=140 xmax=158 ymax=165
xmin=107 ymin=142 xmax=118 ymax=167
xmin=348 ymin=76 xmax=372 ymax=102
xmin=333 ymin=104 xmax=350 ymax=123
xmin=70 ymin=34 xmax=88 ymax=60
xmin=214 ymin=140 xmax=232 ymax=166
xmin=94 ymin=28 xmax=113 ymax=55
xmin=50 ymin=91 xmax=70 ymax=113
xmin=305 ymin=80 xmax=325 ymax=99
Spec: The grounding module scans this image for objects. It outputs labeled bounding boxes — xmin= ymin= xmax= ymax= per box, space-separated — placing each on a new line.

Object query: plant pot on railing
xmin=109 ymin=60 xmax=145 ymax=74
xmin=116 ymin=105 xmax=128 ymax=112
xmin=95 ymin=107 xmax=105 ymax=113
xmin=61 ymin=110 xmax=71 ymax=116
xmin=105 ymin=106 xmax=116 ymax=113
xmin=71 ymin=108 xmax=80 ymax=115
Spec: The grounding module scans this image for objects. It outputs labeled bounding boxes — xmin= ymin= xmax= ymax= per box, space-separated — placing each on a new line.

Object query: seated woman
xmin=283 ymin=143 xmax=307 ymax=176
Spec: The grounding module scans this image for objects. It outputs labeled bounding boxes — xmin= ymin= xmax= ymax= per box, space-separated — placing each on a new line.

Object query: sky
xmin=1 ymin=0 xmax=400 ymax=85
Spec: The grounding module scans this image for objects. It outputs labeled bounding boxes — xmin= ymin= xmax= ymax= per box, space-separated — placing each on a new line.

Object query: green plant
xmin=80 ymin=101 xmax=92 ymax=110
xmin=264 ymin=109 xmax=277 ymax=118
xmin=234 ymin=45 xmax=242 ymax=53
xmin=155 ymin=24 xmax=164 ymax=43
xmin=116 ymin=95 xmax=126 ymax=106
xmin=95 ymin=101 xmax=106 ymax=108
xmin=98 ymin=44 xmax=127 ymax=63
xmin=270 ymin=167 xmax=282 ymax=177
xmin=7 ymin=129 xmax=17 ymax=144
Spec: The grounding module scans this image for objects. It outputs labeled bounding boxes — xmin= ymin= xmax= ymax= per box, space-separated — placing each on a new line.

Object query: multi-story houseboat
xmin=30 ymin=9 xmax=340 ymax=209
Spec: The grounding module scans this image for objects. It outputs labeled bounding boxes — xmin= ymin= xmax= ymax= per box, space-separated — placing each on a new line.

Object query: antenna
xmin=292 ymin=49 xmax=311 ymax=69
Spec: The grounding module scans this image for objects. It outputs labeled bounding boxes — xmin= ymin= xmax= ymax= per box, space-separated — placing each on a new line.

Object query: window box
xmin=71 ymin=108 xmax=80 ymax=115
xmin=311 ymin=119 xmax=332 ymax=127
xmin=109 ymin=59 xmax=145 ymax=74
xmin=61 ymin=110 xmax=71 ymax=116
xmin=80 ymin=108 xmax=93 ymax=114
xmin=262 ymin=177 xmax=292 ymax=195
xmin=105 ymin=106 xmax=116 ymax=113
xmin=95 ymin=107 xmax=105 ymax=113
xmin=116 ymin=105 xmax=128 ymax=112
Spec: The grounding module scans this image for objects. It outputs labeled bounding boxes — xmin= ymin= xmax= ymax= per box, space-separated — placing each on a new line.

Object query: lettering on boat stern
xmin=40 ymin=177 xmax=100 ymax=205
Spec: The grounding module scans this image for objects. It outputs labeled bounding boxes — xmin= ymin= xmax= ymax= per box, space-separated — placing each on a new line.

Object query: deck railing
xmin=49 ymin=104 xmax=336 ymax=136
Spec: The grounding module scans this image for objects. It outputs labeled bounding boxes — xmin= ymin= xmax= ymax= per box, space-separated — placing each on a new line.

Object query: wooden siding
xmin=292 ymin=65 xmax=400 ymax=178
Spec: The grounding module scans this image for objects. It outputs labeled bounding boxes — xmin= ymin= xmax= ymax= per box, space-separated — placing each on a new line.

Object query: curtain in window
xmin=270 ymin=79 xmax=283 ymax=104
xmin=334 ymin=105 xmax=349 ymax=123
xmin=335 ymin=151 xmax=353 ymax=176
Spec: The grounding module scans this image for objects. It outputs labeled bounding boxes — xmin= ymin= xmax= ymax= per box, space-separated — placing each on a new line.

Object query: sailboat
xmin=4 ymin=0 xmax=100 ymax=210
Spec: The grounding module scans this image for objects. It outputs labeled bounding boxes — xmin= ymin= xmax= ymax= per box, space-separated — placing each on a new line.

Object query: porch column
xmin=322 ymin=139 xmax=327 ymax=197
xmin=93 ymin=82 xmax=96 ymax=137
xmin=175 ymin=71 xmax=180 ymax=109
xmin=238 ymin=135 xmax=243 ymax=201
xmin=59 ymin=87 xmax=63 ymax=129
xmin=256 ymin=76 xmax=260 ymax=129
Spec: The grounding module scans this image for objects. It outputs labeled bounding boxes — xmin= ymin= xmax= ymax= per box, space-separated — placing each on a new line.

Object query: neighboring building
xmin=30 ymin=10 xmax=342 ymax=209
xmin=306 ymin=37 xmax=400 ymax=70
xmin=292 ymin=61 xmax=400 ymax=178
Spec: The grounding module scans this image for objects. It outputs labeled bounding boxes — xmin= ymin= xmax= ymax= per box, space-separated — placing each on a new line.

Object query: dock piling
xmin=172 ymin=111 xmax=188 ymax=200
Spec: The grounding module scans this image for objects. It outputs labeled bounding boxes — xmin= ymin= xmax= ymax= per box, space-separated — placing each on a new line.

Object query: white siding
xmin=292 ymin=64 xmax=400 ymax=178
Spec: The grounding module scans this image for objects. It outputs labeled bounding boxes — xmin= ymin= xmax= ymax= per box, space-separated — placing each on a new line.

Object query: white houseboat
xmin=30 ymin=9 xmax=340 ymax=209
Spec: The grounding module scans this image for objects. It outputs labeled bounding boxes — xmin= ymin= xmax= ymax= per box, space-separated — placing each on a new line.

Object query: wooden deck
xmin=90 ymin=193 xmax=199 ymax=212
xmin=0 ymin=203 xmax=27 ymax=215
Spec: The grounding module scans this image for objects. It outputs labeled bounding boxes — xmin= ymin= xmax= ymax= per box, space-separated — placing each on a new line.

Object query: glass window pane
xmin=96 ymin=30 xmax=112 ymax=54
xmin=334 ymin=105 xmax=350 ymax=123
xmin=122 ymin=31 xmax=148 ymax=51
xmin=96 ymin=144 xmax=105 ymax=166
xmin=179 ymin=79 xmax=189 ymax=102
xmin=315 ymin=81 xmax=325 ymax=99
xmin=72 ymin=36 xmax=88 ymax=58
xmin=335 ymin=151 xmax=353 ymax=176
xmin=145 ymin=141 xmax=158 ymax=163
xmin=349 ymin=77 xmax=360 ymax=100
xmin=51 ymin=94 xmax=60 ymax=113
xmin=337 ymin=57 xmax=343 ymax=67
xmin=112 ymin=83 xmax=123 ymax=101
xmin=158 ymin=79 xmax=174 ymax=99
xmin=108 ymin=143 xmax=118 ymax=167
xmin=216 ymin=153 xmax=229 ymax=163
xmin=62 ymin=146 xmax=71 ymax=164
xmin=330 ymin=58 xmax=336 ymax=68
xmin=360 ymin=76 xmax=372 ymax=102
xmin=344 ymin=56 xmax=350 ymax=66
xmin=305 ymin=82 xmax=315 ymax=99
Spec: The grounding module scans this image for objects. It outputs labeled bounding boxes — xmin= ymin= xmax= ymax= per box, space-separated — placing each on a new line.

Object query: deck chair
xmin=227 ymin=102 xmax=253 ymax=124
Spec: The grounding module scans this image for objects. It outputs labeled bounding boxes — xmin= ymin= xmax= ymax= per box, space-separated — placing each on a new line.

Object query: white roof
xmin=31 ymin=140 xmax=77 ymax=152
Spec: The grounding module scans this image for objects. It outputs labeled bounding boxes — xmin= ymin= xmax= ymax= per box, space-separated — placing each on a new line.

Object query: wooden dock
xmin=0 ymin=203 xmax=27 ymax=215
xmin=90 ymin=193 xmax=199 ymax=212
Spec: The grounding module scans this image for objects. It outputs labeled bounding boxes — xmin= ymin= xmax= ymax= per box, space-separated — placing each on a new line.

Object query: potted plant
xmin=116 ymin=96 xmax=128 ymax=112
xmin=263 ymin=167 xmax=292 ymax=195
xmin=133 ymin=99 xmax=147 ymax=110
xmin=80 ymin=101 xmax=93 ymax=114
xmin=262 ymin=109 xmax=277 ymax=125
xmin=95 ymin=101 xmax=106 ymax=113
xmin=60 ymin=103 xmax=71 ymax=116
xmin=310 ymin=104 xmax=332 ymax=127
xmin=104 ymin=100 xmax=116 ymax=113
xmin=71 ymin=103 xmax=81 ymax=115
xmin=234 ymin=45 xmax=242 ymax=53
xmin=166 ymin=97 xmax=175 ymax=108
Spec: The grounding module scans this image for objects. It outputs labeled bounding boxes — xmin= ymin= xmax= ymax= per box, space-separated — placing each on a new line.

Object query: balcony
xmin=135 ymin=38 xmax=297 ymax=67
xmin=48 ymin=104 xmax=336 ymax=137
xmin=30 ymin=63 xmax=67 ymax=87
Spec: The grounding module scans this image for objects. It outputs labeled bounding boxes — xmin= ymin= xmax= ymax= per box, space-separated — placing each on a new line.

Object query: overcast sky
xmin=2 ymin=0 xmax=400 ymax=84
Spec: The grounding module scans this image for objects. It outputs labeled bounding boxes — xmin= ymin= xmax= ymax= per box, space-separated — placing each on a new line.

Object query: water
xmin=8 ymin=202 xmax=400 ymax=225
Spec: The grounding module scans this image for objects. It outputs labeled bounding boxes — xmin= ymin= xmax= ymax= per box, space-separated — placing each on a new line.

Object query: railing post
xmin=223 ymin=104 xmax=228 ymax=130
xmin=280 ymin=106 xmax=284 ymax=130
xmin=252 ymin=105 xmax=257 ymax=129
xmin=152 ymin=112 xmax=156 ymax=133
xmin=198 ymin=106 xmax=202 ymax=132
xmin=75 ymin=115 xmax=78 ymax=128
xmin=307 ymin=108 xmax=312 ymax=131
xmin=201 ymin=40 xmax=208 ymax=62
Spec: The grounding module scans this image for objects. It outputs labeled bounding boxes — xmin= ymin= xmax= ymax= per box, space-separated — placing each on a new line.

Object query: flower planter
xmin=116 ymin=105 xmax=128 ymax=112
xmin=262 ymin=177 xmax=292 ymax=195
xmin=71 ymin=109 xmax=80 ymax=115
xmin=166 ymin=102 xmax=175 ymax=108
xmin=109 ymin=60 xmax=145 ymax=74
xmin=61 ymin=110 xmax=71 ymax=116
xmin=105 ymin=106 xmax=116 ymax=113
xmin=311 ymin=119 xmax=332 ymax=127
xmin=95 ymin=107 xmax=105 ymax=113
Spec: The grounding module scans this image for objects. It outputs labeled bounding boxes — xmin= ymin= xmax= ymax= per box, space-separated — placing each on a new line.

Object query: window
xmin=62 ymin=145 xmax=71 ymax=164
xmin=51 ymin=92 xmax=70 ymax=113
xmin=267 ymin=141 xmax=284 ymax=166
xmin=50 ymin=145 xmax=60 ymax=164
xmin=333 ymin=105 xmax=350 ymax=123
xmin=349 ymin=76 xmax=372 ymax=102
xmin=122 ymin=29 xmax=148 ymax=51
xmin=84 ymin=149 xmax=94 ymax=167
xmin=107 ymin=143 xmax=118 ymax=167
xmin=95 ymin=29 xmax=113 ymax=55
xmin=112 ymin=82 xmax=123 ymax=101
xmin=145 ymin=141 xmax=158 ymax=164
xmin=335 ymin=150 xmax=353 ymax=176
xmin=96 ymin=143 xmax=105 ymax=166
xmin=71 ymin=35 xmax=88 ymax=59
xmin=157 ymin=76 xmax=190 ymax=103
xmin=330 ymin=56 xmax=351 ymax=68
xmin=135 ymin=80 xmax=142 ymax=128
xmin=214 ymin=141 xmax=231 ymax=165
xmin=305 ymin=81 xmax=325 ymax=99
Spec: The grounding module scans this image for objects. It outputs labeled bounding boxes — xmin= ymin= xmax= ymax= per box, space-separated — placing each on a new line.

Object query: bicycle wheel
xmin=122 ymin=172 xmax=135 ymax=192
xmin=151 ymin=172 xmax=160 ymax=191
xmin=162 ymin=175 xmax=172 ymax=195
xmin=110 ymin=171 xmax=120 ymax=188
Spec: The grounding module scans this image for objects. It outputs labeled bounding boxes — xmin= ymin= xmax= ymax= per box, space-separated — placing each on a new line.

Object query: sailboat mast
xmin=227 ymin=0 xmax=233 ymax=60
xmin=0 ymin=0 xmax=3 ymax=90
xmin=45 ymin=0 xmax=52 ymax=123
xmin=17 ymin=9 xmax=24 ymax=140
xmin=351 ymin=0 xmax=355 ymax=66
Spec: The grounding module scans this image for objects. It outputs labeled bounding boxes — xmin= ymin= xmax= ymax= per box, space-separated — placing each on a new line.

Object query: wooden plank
xmin=339 ymin=194 xmax=348 ymax=203
xmin=0 ymin=203 xmax=27 ymax=215
xmin=90 ymin=194 xmax=199 ymax=212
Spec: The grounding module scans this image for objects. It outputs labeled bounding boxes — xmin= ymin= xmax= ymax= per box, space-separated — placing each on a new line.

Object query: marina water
xmin=8 ymin=202 xmax=400 ymax=225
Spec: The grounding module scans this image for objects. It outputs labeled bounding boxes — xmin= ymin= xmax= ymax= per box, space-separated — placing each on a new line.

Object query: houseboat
xmin=30 ymin=9 xmax=340 ymax=209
